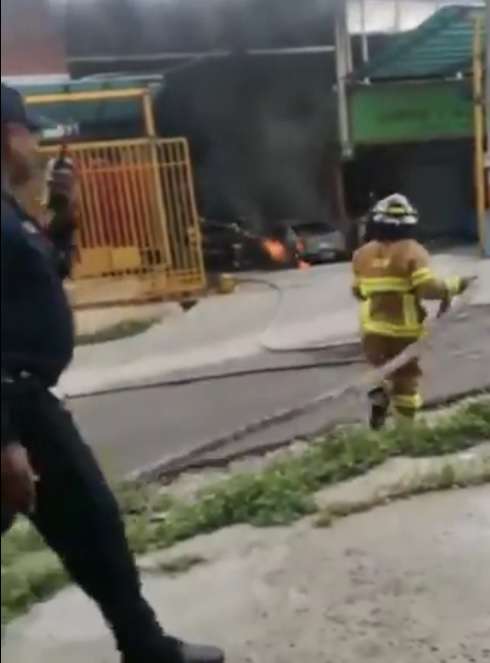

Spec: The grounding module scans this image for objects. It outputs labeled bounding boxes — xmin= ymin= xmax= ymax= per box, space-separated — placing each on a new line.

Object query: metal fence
xmin=40 ymin=137 xmax=206 ymax=305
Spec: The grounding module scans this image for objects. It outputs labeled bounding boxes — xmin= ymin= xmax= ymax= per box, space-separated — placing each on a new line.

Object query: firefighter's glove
xmin=458 ymin=275 xmax=478 ymax=294
xmin=352 ymin=285 xmax=366 ymax=301
xmin=437 ymin=295 xmax=451 ymax=318
xmin=446 ymin=275 xmax=476 ymax=298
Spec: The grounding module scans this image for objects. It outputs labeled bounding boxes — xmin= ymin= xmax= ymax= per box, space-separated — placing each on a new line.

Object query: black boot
xmin=368 ymin=386 xmax=390 ymax=430
xmin=122 ymin=636 xmax=225 ymax=663
xmin=170 ymin=639 xmax=225 ymax=663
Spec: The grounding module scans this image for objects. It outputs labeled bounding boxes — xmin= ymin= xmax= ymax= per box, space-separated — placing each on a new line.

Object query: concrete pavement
xmin=3 ymin=486 xmax=489 ymax=662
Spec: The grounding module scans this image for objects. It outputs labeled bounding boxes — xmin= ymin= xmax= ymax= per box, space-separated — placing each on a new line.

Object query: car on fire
xmin=199 ymin=218 xmax=362 ymax=272
xmin=292 ymin=221 xmax=350 ymax=264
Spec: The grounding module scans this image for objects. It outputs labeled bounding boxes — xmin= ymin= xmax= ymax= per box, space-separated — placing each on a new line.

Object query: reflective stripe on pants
xmin=363 ymin=333 xmax=423 ymax=418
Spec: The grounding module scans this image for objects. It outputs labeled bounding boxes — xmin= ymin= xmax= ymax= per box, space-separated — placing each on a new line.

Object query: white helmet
xmin=371 ymin=194 xmax=419 ymax=226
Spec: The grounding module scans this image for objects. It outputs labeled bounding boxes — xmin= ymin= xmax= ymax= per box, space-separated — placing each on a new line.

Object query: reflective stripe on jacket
xmin=352 ymin=239 xmax=462 ymax=339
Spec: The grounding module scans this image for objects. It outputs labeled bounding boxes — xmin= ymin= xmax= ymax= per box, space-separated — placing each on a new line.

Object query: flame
xmin=262 ymin=238 xmax=288 ymax=264
xmin=295 ymin=240 xmax=310 ymax=269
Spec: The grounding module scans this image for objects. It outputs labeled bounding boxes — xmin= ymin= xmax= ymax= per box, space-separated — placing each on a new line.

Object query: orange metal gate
xmin=40 ymin=137 xmax=206 ymax=306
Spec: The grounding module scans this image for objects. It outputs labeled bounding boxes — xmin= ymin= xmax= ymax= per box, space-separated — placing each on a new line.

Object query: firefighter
xmin=352 ymin=193 xmax=474 ymax=429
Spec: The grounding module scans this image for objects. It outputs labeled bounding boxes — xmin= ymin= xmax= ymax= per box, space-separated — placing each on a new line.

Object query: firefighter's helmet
xmin=371 ymin=194 xmax=419 ymax=226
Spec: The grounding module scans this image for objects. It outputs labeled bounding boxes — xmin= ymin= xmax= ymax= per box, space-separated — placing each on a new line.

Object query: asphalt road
xmin=71 ymin=305 xmax=490 ymax=478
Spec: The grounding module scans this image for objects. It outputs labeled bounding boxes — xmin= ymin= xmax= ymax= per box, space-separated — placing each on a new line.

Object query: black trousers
xmin=2 ymin=387 xmax=173 ymax=658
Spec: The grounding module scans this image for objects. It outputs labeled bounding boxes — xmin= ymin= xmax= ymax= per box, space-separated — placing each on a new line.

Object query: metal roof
xmin=348 ymin=0 xmax=484 ymax=36
xmin=354 ymin=4 xmax=485 ymax=81
xmin=21 ymin=77 xmax=161 ymax=129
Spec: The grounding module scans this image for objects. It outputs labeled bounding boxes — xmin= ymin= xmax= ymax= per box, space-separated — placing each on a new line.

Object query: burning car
xmin=200 ymin=219 xmax=308 ymax=271
xmin=260 ymin=224 xmax=308 ymax=270
xmin=292 ymin=221 xmax=350 ymax=264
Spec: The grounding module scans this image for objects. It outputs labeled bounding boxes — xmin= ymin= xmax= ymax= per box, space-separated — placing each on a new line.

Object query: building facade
xmin=1 ymin=0 xmax=69 ymax=84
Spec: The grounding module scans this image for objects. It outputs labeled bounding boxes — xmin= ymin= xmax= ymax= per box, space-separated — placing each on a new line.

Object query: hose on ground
xmin=69 ymin=274 xmax=364 ymax=400
xmin=235 ymin=276 xmax=358 ymax=354
xmin=69 ymin=275 xmax=478 ymax=412
xmin=130 ymin=282 xmax=482 ymax=480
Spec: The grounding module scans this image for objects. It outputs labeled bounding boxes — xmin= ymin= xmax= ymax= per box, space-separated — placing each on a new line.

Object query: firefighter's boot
xmin=368 ymin=386 xmax=390 ymax=430
xmin=122 ymin=637 xmax=225 ymax=663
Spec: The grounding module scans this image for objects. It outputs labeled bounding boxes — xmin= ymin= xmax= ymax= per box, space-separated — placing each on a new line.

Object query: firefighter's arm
xmin=409 ymin=246 xmax=471 ymax=301
xmin=413 ymin=271 xmax=462 ymax=300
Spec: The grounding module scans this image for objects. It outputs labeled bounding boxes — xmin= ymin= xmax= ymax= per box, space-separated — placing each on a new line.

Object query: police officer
xmin=1 ymin=84 xmax=224 ymax=663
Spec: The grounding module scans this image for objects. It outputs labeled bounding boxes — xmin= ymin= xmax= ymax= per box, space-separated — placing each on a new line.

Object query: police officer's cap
xmin=1 ymin=83 xmax=49 ymax=133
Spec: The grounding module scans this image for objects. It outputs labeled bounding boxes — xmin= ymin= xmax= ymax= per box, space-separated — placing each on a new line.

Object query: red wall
xmin=1 ymin=0 xmax=68 ymax=78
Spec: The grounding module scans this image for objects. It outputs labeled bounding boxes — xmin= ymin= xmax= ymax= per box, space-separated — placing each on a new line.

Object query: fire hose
xmin=128 ymin=279 xmax=482 ymax=480
xmin=225 ymin=276 xmax=482 ymax=423
xmin=67 ymin=270 xmax=484 ymax=482
xmin=236 ymin=276 xmax=360 ymax=353
xmin=72 ymin=276 xmax=479 ymax=403
xmin=70 ymin=277 xmax=365 ymax=401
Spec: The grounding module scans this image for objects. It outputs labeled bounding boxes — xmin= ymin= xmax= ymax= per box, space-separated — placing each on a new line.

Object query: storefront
xmin=345 ymin=5 xmax=485 ymax=243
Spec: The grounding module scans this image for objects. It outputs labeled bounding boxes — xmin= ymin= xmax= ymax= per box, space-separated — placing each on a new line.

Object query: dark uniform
xmin=1 ymin=85 xmax=224 ymax=663
xmin=1 ymin=190 xmax=174 ymax=657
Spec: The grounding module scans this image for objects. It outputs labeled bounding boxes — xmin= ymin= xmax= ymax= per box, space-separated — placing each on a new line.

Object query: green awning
xmin=354 ymin=5 xmax=485 ymax=82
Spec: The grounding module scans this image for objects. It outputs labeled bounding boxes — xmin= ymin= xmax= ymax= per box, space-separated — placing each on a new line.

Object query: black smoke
xmin=53 ymin=0 xmax=341 ymax=232
xmin=55 ymin=0 xmax=338 ymax=57
xmin=156 ymin=52 xmax=339 ymax=231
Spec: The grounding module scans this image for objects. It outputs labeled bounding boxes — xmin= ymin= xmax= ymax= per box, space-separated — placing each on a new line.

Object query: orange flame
xmin=262 ymin=238 xmax=288 ymax=264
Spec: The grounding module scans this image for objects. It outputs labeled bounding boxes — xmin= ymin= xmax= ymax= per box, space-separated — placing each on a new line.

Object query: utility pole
xmin=485 ymin=0 xmax=490 ymax=256
xmin=360 ymin=0 xmax=369 ymax=64
xmin=474 ymin=12 xmax=487 ymax=256
xmin=334 ymin=0 xmax=353 ymax=159
xmin=394 ymin=0 xmax=402 ymax=34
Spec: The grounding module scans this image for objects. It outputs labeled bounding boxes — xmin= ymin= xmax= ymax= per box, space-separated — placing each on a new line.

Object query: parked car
xmin=200 ymin=220 xmax=261 ymax=271
xmin=293 ymin=222 xmax=350 ymax=263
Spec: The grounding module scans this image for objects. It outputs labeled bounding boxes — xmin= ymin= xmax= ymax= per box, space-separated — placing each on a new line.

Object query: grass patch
xmin=76 ymin=318 xmax=158 ymax=346
xmin=1 ymin=552 xmax=68 ymax=625
xmin=2 ymin=397 xmax=489 ymax=623
xmin=1 ymin=523 xmax=46 ymax=567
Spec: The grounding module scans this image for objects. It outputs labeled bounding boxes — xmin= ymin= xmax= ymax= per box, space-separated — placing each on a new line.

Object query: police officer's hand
xmin=1 ymin=443 xmax=37 ymax=515
xmin=48 ymin=158 xmax=78 ymax=216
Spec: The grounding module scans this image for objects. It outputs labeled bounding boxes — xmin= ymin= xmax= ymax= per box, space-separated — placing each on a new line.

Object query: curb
xmin=314 ymin=441 xmax=490 ymax=519
xmin=139 ymin=443 xmax=490 ymax=574
xmin=128 ymin=387 xmax=490 ymax=482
